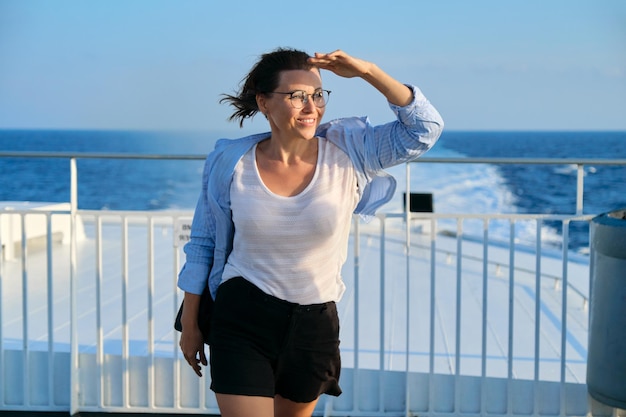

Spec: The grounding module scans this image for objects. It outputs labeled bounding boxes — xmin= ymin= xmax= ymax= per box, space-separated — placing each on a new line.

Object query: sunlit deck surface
xmin=2 ymin=216 xmax=590 ymax=373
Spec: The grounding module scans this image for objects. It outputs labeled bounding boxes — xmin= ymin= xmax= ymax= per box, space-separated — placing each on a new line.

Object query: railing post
xmin=352 ymin=215 xmax=360 ymax=414
xmin=70 ymin=158 xmax=78 ymax=214
xmin=454 ymin=219 xmax=463 ymax=410
xmin=561 ymin=220 xmax=570 ymax=413
xmin=70 ymin=157 xmax=80 ymax=415
xmin=576 ymin=164 xmax=584 ymax=215
xmin=46 ymin=213 xmax=54 ymax=407
xmin=507 ymin=220 xmax=516 ymax=414
xmin=20 ymin=214 xmax=29 ymax=407
xmin=95 ymin=216 xmax=104 ymax=408
xmin=480 ymin=219 xmax=489 ymax=413
xmin=404 ymin=163 xmax=412 ymax=417
xmin=148 ymin=216 xmax=155 ymax=409
xmin=122 ymin=216 xmax=130 ymax=408
xmin=378 ymin=215 xmax=386 ymax=414
xmin=533 ymin=220 xmax=543 ymax=414
xmin=0 ymin=210 xmax=3 ymax=407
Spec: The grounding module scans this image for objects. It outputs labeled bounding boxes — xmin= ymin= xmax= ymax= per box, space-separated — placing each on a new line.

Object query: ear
xmin=256 ymin=93 xmax=268 ymax=115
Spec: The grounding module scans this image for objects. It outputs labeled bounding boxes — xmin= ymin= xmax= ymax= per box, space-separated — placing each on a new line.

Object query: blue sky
xmin=0 ymin=0 xmax=624 ymax=133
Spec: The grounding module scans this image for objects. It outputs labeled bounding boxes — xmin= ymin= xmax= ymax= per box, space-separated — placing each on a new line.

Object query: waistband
xmin=222 ymin=276 xmax=334 ymax=314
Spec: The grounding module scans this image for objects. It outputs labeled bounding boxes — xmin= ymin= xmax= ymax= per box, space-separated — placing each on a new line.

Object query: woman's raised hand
xmin=309 ymin=49 xmax=413 ymax=107
xmin=308 ymin=50 xmax=372 ymax=79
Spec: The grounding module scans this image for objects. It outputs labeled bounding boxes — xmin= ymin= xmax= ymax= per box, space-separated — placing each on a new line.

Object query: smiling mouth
xmin=298 ymin=118 xmax=316 ymax=124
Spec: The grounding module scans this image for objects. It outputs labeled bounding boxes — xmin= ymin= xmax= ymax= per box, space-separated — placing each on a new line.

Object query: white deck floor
xmin=1 ymin=218 xmax=590 ymax=368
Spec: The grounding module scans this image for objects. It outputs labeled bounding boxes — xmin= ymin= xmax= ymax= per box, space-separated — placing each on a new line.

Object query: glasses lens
xmin=290 ymin=92 xmax=306 ymax=109
xmin=312 ymin=91 xmax=328 ymax=107
xmin=284 ymin=90 xmax=329 ymax=108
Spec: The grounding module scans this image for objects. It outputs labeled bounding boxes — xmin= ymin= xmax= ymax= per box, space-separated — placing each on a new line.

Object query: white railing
xmin=1 ymin=152 xmax=625 ymax=417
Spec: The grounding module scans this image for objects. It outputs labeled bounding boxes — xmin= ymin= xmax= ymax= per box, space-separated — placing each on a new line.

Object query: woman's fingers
xmin=309 ymin=50 xmax=369 ymax=78
xmin=180 ymin=332 xmax=206 ymax=377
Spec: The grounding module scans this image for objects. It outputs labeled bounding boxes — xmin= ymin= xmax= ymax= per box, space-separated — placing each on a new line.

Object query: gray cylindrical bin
xmin=587 ymin=208 xmax=626 ymax=409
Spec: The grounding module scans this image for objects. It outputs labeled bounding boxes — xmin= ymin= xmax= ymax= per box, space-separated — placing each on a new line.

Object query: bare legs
xmin=216 ymin=393 xmax=319 ymax=417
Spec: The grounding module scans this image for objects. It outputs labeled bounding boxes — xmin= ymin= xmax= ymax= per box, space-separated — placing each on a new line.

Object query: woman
xmin=178 ymin=48 xmax=443 ymax=417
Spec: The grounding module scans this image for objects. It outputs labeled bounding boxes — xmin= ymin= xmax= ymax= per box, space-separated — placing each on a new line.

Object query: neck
xmin=258 ymin=136 xmax=318 ymax=165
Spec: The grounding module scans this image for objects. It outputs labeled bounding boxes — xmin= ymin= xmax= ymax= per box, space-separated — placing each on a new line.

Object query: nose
xmin=301 ymin=95 xmax=316 ymax=111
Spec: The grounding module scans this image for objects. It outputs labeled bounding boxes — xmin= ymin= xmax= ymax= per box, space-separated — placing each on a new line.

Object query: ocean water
xmin=1 ymin=129 xmax=625 ymax=254
xmin=388 ymin=131 xmax=626 ymax=254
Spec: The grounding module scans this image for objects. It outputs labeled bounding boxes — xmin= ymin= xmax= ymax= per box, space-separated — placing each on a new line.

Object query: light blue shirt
xmin=177 ymin=84 xmax=444 ymax=299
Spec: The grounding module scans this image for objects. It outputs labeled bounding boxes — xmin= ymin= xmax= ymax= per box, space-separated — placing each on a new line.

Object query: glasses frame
xmin=270 ymin=89 xmax=331 ymax=109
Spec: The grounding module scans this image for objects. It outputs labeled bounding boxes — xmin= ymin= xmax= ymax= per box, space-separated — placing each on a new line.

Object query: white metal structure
xmin=1 ymin=152 xmax=625 ymax=416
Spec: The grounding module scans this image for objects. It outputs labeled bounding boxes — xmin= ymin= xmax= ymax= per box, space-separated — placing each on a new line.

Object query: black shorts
xmin=208 ymin=277 xmax=342 ymax=403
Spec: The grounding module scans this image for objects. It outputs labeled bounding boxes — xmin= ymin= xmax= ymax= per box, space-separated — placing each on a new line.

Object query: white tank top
xmin=221 ymin=137 xmax=359 ymax=304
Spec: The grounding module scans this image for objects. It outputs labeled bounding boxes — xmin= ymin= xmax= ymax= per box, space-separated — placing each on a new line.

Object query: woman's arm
xmin=177 ymin=157 xmax=217 ymax=377
xmin=312 ymin=50 xmax=443 ymax=177
xmin=179 ymin=291 xmax=207 ymax=377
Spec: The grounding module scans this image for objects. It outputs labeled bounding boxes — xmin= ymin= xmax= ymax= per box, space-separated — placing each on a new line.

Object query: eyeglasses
xmin=271 ymin=89 xmax=331 ymax=109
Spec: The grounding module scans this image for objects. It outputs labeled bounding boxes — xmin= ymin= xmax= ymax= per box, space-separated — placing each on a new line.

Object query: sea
xmin=1 ymin=129 xmax=625 ymax=255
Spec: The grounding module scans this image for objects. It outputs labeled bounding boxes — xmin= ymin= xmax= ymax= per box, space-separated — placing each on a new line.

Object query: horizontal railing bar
xmin=0 ymin=151 xmax=206 ymax=160
xmin=0 ymin=209 xmax=72 ymax=215
xmin=77 ymin=210 xmax=593 ymax=222
xmin=77 ymin=210 xmax=192 ymax=218
xmin=2 ymin=151 xmax=626 ymax=166
xmin=385 ymin=212 xmax=594 ymax=222
xmin=0 ymin=209 xmax=588 ymax=224
xmin=413 ymin=157 xmax=626 ymax=165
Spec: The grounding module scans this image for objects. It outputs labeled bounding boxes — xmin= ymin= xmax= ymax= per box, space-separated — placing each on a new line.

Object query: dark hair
xmin=220 ymin=47 xmax=315 ymax=127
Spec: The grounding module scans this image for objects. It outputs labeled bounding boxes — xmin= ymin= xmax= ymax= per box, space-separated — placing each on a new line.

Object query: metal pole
xmin=70 ymin=157 xmax=80 ymax=415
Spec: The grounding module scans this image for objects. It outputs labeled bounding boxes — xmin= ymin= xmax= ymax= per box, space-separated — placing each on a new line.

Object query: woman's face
xmin=259 ymin=68 xmax=326 ymax=141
